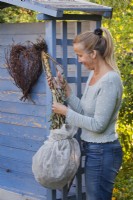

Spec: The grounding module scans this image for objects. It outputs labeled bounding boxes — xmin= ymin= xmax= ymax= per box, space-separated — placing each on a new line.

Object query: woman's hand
xmin=47 ymin=71 xmax=71 ymax=98
xmin=47 ymin=71 xmax=64 ymax=89
xmin=52 ymin=102 xmax=68 ymax=116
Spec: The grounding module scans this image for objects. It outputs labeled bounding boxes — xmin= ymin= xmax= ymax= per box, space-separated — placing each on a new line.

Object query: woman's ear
xmin=91 ymin=50 xmax=97 ymax=59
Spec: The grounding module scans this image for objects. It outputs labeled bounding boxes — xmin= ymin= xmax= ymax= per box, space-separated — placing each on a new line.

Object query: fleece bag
xmin=32 ymin=124 xmax=81 ymax=189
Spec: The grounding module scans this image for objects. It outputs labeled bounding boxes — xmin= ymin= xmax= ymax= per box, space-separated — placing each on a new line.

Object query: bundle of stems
xmin=41 ymin=51 xmax=67 ymax=129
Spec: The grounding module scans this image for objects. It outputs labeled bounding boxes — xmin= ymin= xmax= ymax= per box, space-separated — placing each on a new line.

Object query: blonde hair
xmin=73 ymin=27 xmax=120 ymax=73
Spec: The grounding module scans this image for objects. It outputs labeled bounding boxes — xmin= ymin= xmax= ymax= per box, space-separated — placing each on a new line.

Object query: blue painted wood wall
xmin=0 ymin=21 xmax=97 ymax=200
xmin=0 ymin=23 xmax=49 ymax=200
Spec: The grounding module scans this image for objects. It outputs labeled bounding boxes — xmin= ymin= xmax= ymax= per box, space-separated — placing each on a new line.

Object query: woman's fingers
xmin=52 ymin=102 xmax=68 ymax=115
xmin=57 ymin=71 xmax=63 ymax=83
xmin=47 ymin=72 xmax=68 ymax=90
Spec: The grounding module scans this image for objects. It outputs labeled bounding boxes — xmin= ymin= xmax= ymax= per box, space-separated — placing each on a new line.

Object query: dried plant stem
xmin=41 ymin=51 xmax=66 ymax=129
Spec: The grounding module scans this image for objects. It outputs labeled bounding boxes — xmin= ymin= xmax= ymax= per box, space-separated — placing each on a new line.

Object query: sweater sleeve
xmin=66 ymin=92 xmax=83 ymax=114
xmin=65 ymin=72 xmax=92 ymax=113
xmin=66 ymin=81 xmax=118 ymax=133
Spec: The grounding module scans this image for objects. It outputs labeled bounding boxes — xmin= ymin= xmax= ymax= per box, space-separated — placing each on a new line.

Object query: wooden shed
xmin=0 ymin=1 xmax=112 ymax=200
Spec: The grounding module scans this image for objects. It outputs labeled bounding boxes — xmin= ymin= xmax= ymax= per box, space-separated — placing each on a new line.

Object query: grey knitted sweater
xmin=66 ymin=70 xmax=123 ymax=143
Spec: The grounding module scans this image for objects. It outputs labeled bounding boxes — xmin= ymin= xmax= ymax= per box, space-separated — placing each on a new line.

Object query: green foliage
xmin=117 ymin=122 xmax=133 ymax=162
xmin=0 ymin=7 xmax=38 ymax=23
xmin=112 ymin=161 xmax=133 ymax=200
xmin=118 ymin=53 xmax=133 ymax=125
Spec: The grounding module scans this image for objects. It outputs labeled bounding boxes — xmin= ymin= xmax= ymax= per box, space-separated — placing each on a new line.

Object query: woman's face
xmin=73 ymin=43 xmax=95 ymax=70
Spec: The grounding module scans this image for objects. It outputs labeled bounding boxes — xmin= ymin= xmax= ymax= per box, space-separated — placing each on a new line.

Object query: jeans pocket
xmin=113 ymin=147 xmax=123 ymax=170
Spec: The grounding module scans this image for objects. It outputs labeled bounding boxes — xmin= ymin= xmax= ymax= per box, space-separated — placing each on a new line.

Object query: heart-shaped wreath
xmin=5 ymin=39 xmax=48 ymax=102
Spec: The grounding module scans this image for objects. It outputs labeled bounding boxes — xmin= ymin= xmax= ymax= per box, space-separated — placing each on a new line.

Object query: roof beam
xmin=37 ymin=13 xmax=102 ymax=21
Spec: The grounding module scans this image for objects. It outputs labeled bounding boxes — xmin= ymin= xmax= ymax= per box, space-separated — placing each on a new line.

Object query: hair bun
xmin=94 ymin=28 xmax=103 ymax=37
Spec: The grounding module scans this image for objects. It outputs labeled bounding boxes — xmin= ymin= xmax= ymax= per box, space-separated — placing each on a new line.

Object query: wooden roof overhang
xmin=0 ymin=0 xmax=112 ymax=20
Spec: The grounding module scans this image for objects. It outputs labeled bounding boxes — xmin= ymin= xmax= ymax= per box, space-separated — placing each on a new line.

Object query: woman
xmin=50 ymin=28 xmax=123 ymax=200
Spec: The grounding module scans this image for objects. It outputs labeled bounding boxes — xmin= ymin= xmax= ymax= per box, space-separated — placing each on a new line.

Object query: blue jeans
xmin=83 ymin=139 xmax=123 ymax=200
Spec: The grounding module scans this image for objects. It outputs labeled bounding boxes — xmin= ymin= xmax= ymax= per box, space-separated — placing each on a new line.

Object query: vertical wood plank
xmin=96 ymin=20 xmax=101 ymax=28
xmin=62 ymin=21 xmax=69 ymax=199
xmin=75 ymin=129 xmax=82 ymax=200
xmin=62 ymin=21 xmax=68 ymax=78
xmin=75 ymin=165 xmax=82 ymax=200
xmin=47 ymin=189 xmax=56 ymax=200
xmin=62 ymin=185 xmax=68 ymax=200
xmin=45 ymin=20 xmax=57 ymax=200
xmin=45 ymin=20 xmax=56 ymax=132
xmin=45 ymin=20 xmax=56 ymax=76
xmin=75 ymin=22 xmax=83 ymax=200
xmin=76 ymin=22 xmax=82 ymax=98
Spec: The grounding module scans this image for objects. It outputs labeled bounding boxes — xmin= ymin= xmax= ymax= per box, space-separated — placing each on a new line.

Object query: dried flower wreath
xmin=5 ymin=39 xmax=48 ymax=102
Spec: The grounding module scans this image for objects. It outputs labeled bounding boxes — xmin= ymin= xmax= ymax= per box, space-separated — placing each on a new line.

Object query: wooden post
xmin=62 ymin=21 xmax=68 ymax=78
xmin=45 ymin=20 xmax=57 ymax=200
xmin=96 ymin=20 xmax=101 ymax=28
